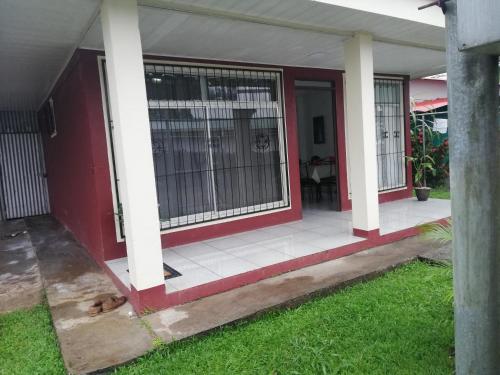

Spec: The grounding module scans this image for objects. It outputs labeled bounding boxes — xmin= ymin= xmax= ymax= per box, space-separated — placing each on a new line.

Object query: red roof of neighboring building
xmin=413 ymin=98 xmax=448 ymax=112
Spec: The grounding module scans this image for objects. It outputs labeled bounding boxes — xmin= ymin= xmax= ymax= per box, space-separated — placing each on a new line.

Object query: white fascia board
xmin=313 ymin=0 xmax=445 ymax=28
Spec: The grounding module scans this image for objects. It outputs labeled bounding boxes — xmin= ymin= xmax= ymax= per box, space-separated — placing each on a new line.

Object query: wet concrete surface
xmin=0 ymin=219 xmax=43 ymax=313
xmin=2 ymin=214 xmax=450 ymax=373
xmin=145 ymin=236 xmax=446 ymax=343
xmin=24 ymin=216 xmax=154 ymax=374
xmin=420 ymin=243 xmax=452 ymax=264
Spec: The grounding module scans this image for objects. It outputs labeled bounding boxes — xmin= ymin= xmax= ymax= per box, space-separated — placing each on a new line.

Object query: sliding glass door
xmin=146 ymin=64 xmax=289 ymax=229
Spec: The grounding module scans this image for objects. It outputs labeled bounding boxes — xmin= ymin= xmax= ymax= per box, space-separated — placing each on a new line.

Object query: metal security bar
xmin=0 ymin=111 xmax=50 ymax=220
xmin=374 ymin=78 xmax=406 ymax=191
xmin=145 ymin=63 xmax=289 ymax=229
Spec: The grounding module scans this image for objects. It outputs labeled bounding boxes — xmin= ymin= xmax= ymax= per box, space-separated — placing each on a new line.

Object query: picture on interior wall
xmin=313 ymin=116 xmax=325 ymax=144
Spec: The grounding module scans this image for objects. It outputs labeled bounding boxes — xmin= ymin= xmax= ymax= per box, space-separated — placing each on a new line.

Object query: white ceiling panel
xmin=373 ymin=42 xmax=446 ymax=77
xmin=1 ymin=0 xmax=446 ymax=110
xmin=82 ymin=8 xmax=348 ymax=69
xmin=0 ymin=0 xmax=100 ymax=110
xmin=82 ymin=7 xmax=445 ymax=77
xmin=140 ymin=0 xmax=446 ymax=48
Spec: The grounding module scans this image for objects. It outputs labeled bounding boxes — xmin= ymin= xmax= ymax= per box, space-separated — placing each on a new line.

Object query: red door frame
xmin=284 ymin=67 xmax=350 ymax=211
xmin=284 ymin=68 xmax=413 ymax=212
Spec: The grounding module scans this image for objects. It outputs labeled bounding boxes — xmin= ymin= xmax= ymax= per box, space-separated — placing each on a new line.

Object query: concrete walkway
xmin=25 ymin=216 xmax=154 ymax=374
xmin=3 ymin=215 xmax=449 ymax=374
xmin=420 ymin=243 xmax=452 ymax=264
xmin=145 ymin=235 xmax=445 ymax=342
xmin=0 ymin=219 xmax=43 ymax=313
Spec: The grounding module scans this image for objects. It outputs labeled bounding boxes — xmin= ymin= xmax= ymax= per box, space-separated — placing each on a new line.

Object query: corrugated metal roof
xmin=413 ymin=98 xmax=448 ymax=112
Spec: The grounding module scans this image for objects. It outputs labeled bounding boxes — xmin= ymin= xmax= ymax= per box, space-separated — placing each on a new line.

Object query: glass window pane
xmin=374 ymin=79 xmax=405 ymax=191
xmin=150 ymin=108 xmax=214 ymax=222
xmin=145 ymin=63 xmax=287 ymax=229
xmin=145 ymin=66 xmax=202 ymax=101
xmin=209 ymin=108 xmax=282 ymax=211
xmin=207 ymin=77 xmax=277 ymax=101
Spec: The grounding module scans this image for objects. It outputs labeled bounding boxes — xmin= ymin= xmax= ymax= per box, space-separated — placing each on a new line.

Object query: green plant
xmin=420 ymin=219 xmax=452 ymax=244
xmin=428 ymin=140 xmax=450 ymax=186
xmin=408 ymin=112 xmax=437 ymax=188
xmin=152 ymin=337 xmax=166 ymax=349
xmin=409 ymin=111 xmax=449 ymax=187
xmin=406 ymin=154 xmax=436 ymax=188
xmin=419 ymin=221 xmax=454 ymax=306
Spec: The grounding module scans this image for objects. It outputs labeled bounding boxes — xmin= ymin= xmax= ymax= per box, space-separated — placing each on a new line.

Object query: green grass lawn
xmin=429 ymin=186 xmax=451 ymax=200
xmin=0 ymin=263 xmax=454 ymax=375
xmin=412 ymin=186 xmax=451 ymax=200
xmin=0 ymin=303 xmax=65 ymax=375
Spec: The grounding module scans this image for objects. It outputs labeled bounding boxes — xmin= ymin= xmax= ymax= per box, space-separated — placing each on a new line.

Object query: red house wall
xmin=40 ymin=52 xmax=102 ymax=262
xmin=40 ymin=50 xmax=124 ymax=264
xmin=42 ymin=49 xmax=412 ymax=265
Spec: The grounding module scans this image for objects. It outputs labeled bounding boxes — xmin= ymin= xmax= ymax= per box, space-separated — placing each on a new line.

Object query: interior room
xmin=295 ymin=80 xmax=339 ymax=210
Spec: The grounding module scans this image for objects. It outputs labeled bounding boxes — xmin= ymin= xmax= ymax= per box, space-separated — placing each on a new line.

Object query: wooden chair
xmin=318 ymin=156 xmax=337 ymax=202
xmin=300 ymin=160 xmax=317 ymax=202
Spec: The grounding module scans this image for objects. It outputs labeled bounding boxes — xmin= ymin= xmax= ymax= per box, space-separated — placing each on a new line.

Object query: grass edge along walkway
xmin=0 ymin=302 xmax=65 ymax=375
xmin=0 ymin=262 xmax=454 ymax=375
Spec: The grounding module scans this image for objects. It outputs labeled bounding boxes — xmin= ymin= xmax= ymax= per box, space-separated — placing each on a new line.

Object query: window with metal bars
xmin=374 ymin=78 xmax=406 ymax=191
xmin=145 ymin=63 xmax=289 ymax=229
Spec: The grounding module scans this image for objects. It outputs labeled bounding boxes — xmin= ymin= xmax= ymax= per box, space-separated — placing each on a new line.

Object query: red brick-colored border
xmin=352 ymin=228 xmax=380 ymax=240
xmin=129 ymin=284 xmax=166 ymax=314
xmin=120 ymin=218 xmax=449 ymax=313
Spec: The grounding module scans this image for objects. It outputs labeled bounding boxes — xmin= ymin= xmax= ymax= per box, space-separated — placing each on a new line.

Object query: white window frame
xmin=146 ymin=65 xmax=289 ymax=230
xmin=98 ymin=56 xmax=291 ymax=240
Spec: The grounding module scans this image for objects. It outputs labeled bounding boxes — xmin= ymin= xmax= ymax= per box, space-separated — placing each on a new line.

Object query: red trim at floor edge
xmin=107 ymin=217 xmax=450 ymax=313
xmin=352 ymin=228 xmax=380 ymax=240
xmin=130 ymin=284 xmax=167 ymax=314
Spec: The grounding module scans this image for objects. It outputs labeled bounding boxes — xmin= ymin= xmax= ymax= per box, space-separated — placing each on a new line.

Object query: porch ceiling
xmin=0 ymin=0 xmax=446 ymax=110
xmin=82 ymin=5 xmax=446 ymax=77
xmin=0 ymin=0 xmax=100 ymax=110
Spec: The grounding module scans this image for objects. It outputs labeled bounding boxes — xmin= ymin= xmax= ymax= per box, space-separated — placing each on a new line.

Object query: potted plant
xmin=408 ymin=110 xmax=438 ymax=201
xmin=407 ymin=154 xmax=436 ymax=201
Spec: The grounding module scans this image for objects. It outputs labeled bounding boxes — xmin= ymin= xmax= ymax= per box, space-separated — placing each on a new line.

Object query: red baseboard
xmin=352 ymin=228 xmax=380 ymax=239
xmin=129 ymin=284 xmax=167 ymax=314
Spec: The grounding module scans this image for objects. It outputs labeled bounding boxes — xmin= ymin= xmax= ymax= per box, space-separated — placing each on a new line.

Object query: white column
xmin=101 ymin=0 xmax=164 ymax=291
xmin=344 ymin=33 xmax=380 ymax=234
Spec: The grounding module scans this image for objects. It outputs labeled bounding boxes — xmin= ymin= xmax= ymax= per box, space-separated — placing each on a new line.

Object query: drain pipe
xmin=445 ymin=1 xmax=500 ymax=374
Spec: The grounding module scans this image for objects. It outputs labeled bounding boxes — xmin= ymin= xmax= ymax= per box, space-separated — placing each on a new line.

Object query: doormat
xmin=162 ymin=263 xmax=182 ymax=280
xmin=127 ymin=263 xmax=182 ymax=280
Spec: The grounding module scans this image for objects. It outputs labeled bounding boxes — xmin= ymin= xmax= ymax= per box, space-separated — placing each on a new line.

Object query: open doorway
xmin=295 ymin=80 xmax=339 ymax=210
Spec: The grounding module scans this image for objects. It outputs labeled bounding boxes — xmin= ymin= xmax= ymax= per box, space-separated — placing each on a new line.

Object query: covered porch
xmin=94 ymin=0 xmax=446 ymax=310
xmin=106 ymin=197 xmax=450 ymax=306
xmin=0 ymin=0 xmax=447 ymax=312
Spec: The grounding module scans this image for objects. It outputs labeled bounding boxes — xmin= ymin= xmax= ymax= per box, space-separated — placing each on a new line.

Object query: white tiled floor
xmin=106 ymin=198 xmax=451 ymax=293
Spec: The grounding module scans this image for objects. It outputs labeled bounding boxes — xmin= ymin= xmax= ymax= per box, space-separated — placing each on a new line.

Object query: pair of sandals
xmin=88 ymin=295 xmax=127 ymax=317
